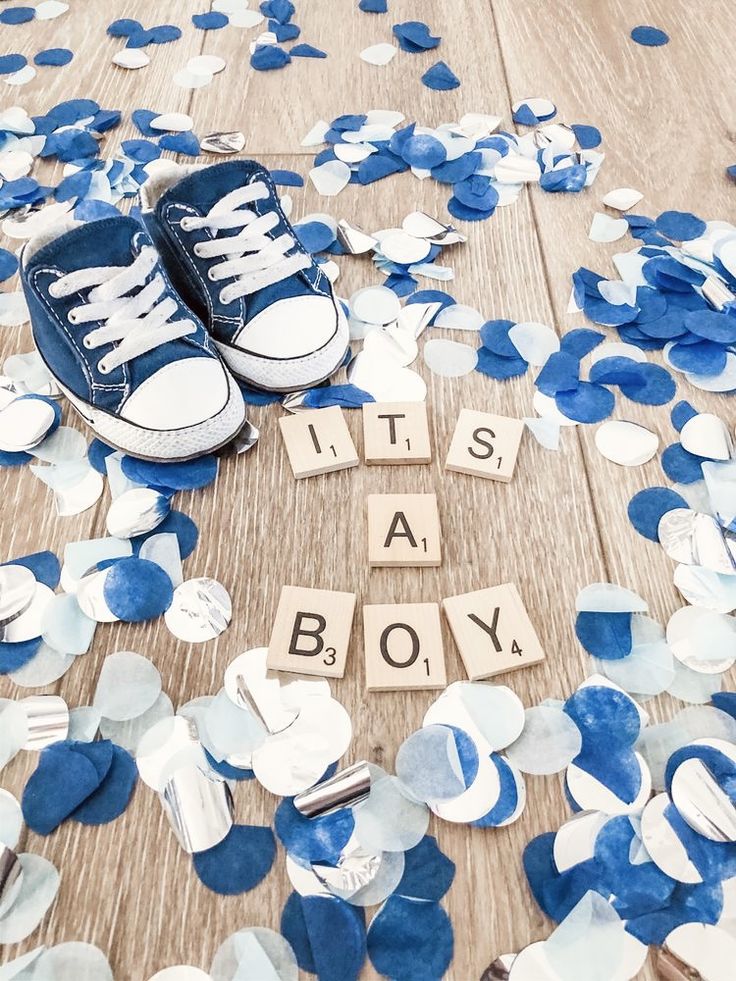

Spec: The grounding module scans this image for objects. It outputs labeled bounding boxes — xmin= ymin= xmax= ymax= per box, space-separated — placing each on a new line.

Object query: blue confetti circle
xmin=34 ymin=48 xmax=74 ymax=67
xmin=655 ymin=210 xmax=706 ymax=242
xmin=120 ymin=454 xmax=218 ymax=491
xmin=0 ymin=54 xmax=27 ymax=76
xmin=627 ymin=487 xmax=690 ymax=541
xmin=72 ymin=744 xmax=137 ymax=826
xmin=193 ymin=824 xmax=276 ymax=895
xmin=103 ymin=557 xmax=174 ymax=622
xmin=367 ymin=896 xmax=453 ymax=981
xmin=631 ymin=25 xmax=670 ymax=47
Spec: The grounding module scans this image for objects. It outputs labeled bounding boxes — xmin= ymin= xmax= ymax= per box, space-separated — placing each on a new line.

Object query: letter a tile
xmin=267 ymin=585 xmax=357 ymax=678
xmin=445 ymin=408 xmax=524 ymax=483
xmin=363 ymin=603 xmax=447 ymax=691
xmin=367 ymin=493 xmax=441 ymax=567
xmin=442 ymin=583 xmax=545 ymax=680
xmin=279 ymin=406 xmax=359 ymax=478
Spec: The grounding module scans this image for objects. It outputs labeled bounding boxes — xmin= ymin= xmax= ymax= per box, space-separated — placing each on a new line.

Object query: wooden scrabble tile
xmin=278 ymin=406 xmax=359 ymax=478
xmin=363 ymin=603 xmax=447 ymax=691
xmin=267 ymin=585 xmax=357 ymax=678
xmin=367 ymin=493 xmax=441 ymax=567
xmin=442 ymin=583 xmax=545 ymax=680
xmin=362 ymin=401 xmax=431 ymax=465
xmin=445 ymin=408 xmax=524 ymax=483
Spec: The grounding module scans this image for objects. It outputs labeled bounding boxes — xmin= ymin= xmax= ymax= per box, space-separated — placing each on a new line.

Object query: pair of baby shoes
xmin=21 ymin=160 xmax=349 ymax=460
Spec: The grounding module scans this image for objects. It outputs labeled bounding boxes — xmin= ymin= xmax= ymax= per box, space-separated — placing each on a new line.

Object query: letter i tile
xmin=279 ymin=407 xmax=359 ymax=478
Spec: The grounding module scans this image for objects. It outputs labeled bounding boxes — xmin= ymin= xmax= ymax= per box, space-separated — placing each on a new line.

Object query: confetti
xmin=421 ymin=61 xmax=460 ymax=91
xmin=0 ymin=55 xmax=28 ymax=76
xmin=192 ymin=11 xmax=229 ymax=29
xmin=251 ymin=44 xmax=291 ymax=70
xmin=360 ymin=43 xmax=397 ymax=66
xmin=193 ymin=824 xmax=276 ymax=894
xmin=631 ymin=25 xmax=670 ymax=46
xmin=392 ymin=22 xmax=441 ymax=53
xmin=291 ymin=43 xmax=327 ymax=58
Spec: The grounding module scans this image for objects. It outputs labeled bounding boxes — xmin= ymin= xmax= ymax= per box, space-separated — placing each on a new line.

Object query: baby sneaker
xmin=20 ymin=215 xmax=246 ymax=461
xmin=140 ymin=160 xmax=349 ymax=392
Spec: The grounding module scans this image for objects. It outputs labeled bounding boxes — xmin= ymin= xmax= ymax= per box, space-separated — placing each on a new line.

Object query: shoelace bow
xmin=50 ymin=246 xmax=195 ymax=374
xmin=179 ymin=182 xmax=311 ymax=304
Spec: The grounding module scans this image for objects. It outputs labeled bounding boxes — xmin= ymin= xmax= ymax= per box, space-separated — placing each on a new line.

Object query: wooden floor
xmin=2 ymin=1 xmax=736 ymax=978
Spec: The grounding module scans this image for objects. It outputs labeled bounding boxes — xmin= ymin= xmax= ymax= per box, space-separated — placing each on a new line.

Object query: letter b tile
xmin=267 ymin=585 xmax=357 ymax=678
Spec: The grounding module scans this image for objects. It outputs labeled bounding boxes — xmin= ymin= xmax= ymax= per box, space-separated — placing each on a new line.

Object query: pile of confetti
xmin=0 ymin=423 xmax=262 ymax=684
xmin=304 ymin=108 xmax=604 ymax=216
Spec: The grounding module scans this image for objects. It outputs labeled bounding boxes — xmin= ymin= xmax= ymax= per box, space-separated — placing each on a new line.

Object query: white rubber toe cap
xmin=121 ymin=357 xmax=230 ymax=430
xmin=235 ymin=294 xmax=338 ymax=360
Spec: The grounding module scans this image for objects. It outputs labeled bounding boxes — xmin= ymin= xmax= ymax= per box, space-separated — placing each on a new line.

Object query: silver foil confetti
xmin=0 ymin=844 xmax=23 ymax=918
xmin=336 ymin=220 xmax=378 ymax=255
xmin=294 ymin=760 xmax=372 ymax=818
xmin=658 ymin=509 xmax=735 ymax=575
xmin=160 ymin=763 xmax=234 ymax=853
xmin=201 ymin=131 xmax=246 ymax=154
xmin=105 ymin=488 xmax=169 ymax=539
xmin=670 ymin=756 xmax=736 ymax=843
xmin=20 ymin=695 xmax=69 ymax=750
xmin=164 ymin=578 xmax=232 ymax=643
xmin=0 ymin=583 xmax=53 ymax=643
xmin=233 ymin=419 xmax=260 ymax=455
xmin=0 ymin=565 xmax=35 ymax=627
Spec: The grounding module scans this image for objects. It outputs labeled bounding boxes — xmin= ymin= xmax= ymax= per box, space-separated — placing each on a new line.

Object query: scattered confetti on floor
xmin=1 ymin=2 xmax=735 ymax=979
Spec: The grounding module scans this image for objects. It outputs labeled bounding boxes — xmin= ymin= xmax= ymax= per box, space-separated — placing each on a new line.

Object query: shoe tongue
xmin=161 ymin=159 xmax=270 ymax=215
xmin=25 ymin=215 xmax=146 ymax=274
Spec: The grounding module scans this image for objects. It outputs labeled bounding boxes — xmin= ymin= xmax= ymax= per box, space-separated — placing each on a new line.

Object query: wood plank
xmin=194 ymin=0 xmax=510 ymax=154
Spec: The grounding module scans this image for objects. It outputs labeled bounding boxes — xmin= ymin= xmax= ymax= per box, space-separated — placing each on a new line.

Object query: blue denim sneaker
xmin=140 ymin=160 xmax=349 ymax=391
xmin=21 ymin=216 xmax=246 ymax=461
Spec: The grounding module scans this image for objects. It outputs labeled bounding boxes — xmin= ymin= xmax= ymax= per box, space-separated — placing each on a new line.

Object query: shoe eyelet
xmin=67 ymin=309 xmax=79 ymax=324
xmin=219 ymin=289 xmax=232 ymax=305
xmin=48 ymin=282 xmax=60 ymax=299
xmin=193 ymin=243 xmax=204 ymax=258
xmin=97 ymin=360 xmax=110 ymax=375
xmin=207 ymin=268 xmax=218 ymax=282
xmin=82 ymin=335 xmax=93 ymax=349
xmin=180 ymin=217 xmax=194 ymax=231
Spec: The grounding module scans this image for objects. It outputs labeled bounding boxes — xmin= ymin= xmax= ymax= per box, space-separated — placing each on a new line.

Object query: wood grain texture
xmin=1 ymin=0 xmax=734 ymax=978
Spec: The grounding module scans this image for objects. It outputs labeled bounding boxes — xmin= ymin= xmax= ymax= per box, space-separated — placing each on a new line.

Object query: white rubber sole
xmin=214 ymin=309 xmax=350 ymax=392
xmin=60 ymin=374 xmax=247 ymax=462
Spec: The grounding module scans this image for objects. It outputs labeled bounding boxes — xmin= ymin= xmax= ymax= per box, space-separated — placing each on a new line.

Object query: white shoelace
xmin=180 ymin=182 xmax=311 ymax=304
xmin=49 ymin=246 xmax=196 ymax=375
